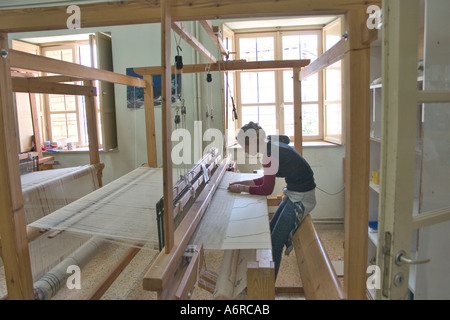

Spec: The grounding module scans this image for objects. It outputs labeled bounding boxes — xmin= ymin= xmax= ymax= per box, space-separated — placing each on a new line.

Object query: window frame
xmin=279 ymin=29 xmax=324 ymax=141
xmin=234 ymin=27 xmax=325 ymax=142
xmin=322 ymin=17 xmax=344 ymax=144
xmin=40 ymin=40 xmax=101 ymax=149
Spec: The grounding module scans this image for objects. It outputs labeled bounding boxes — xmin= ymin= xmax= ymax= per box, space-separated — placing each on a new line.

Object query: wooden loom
xmin=0 ymin=0 xmax=380 ymax=300
xmin=134 ymin=59 xmax=311 ymax=300
xmin=0 ymin=33 xmax=147 ymax=299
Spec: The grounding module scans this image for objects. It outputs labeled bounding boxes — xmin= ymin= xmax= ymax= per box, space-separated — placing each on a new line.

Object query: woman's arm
xmin=227 ymin=175 xmax=276 ymax=195
xmin=228 ymin=180 xmax=256 ymax=186
xmin=248 ymin=174 xmax=276 ymax=195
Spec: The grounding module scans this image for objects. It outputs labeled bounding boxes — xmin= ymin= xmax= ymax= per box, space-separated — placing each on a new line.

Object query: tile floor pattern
xmin=0 ymin=223 xmax=344 ymax=300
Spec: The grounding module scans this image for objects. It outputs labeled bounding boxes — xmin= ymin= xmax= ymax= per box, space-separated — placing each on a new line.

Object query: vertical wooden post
xmin=293 ymin=67 xmax=302 ymax=154
xmin=84 ymin=80 xmax=102 ymax=186
xmin=29 ymin=93 xmax=42 ymax=159
xmin=161 ymin=0 xmax=174 ymax=253
xmin=0 ymin=32 xmax=34 ymax=300
xmin=144 ymin=75 xmax=158 ymax=168
xmin=343 ymin=9 xmax=371 ymax=300
xmin=247 ymin=249 xmax=275 ymax=300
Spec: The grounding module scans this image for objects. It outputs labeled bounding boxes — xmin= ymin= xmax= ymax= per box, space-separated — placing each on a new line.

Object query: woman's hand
xmin=227 ymin=184 xmax=242 ymax=193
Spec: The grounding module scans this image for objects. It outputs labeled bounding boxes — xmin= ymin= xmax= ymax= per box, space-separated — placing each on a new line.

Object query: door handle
xmin=395 ymin=250 xmax=430 ymax=266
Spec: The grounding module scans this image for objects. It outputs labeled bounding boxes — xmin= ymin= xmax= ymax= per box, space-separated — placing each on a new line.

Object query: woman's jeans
xmin=270 ymin=199 xmax=308 ymax=279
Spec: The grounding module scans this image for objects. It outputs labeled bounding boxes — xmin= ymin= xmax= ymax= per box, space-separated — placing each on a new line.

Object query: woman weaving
xmin=227 ymin=121 xmax=316 ymax=278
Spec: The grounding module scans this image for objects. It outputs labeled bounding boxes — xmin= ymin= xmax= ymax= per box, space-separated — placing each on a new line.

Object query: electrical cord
xmin=315 ymin=185 xmax=345 ymax=196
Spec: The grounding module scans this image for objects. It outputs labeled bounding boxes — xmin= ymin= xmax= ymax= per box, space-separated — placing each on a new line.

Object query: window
xmin=322 ymin=18 xmax=343 ymax=144
xmin=16 ymin=32 xmax=117 ymax=151
xmin=41 ymin=42 xmax=96 ymax=148
xmin=280 ymin=31 xmax=322 ymax=140
xmin=231 ymin=18 xmax=343 ymax=144
xmin=222 ymin=24 xmax=238 ymax=147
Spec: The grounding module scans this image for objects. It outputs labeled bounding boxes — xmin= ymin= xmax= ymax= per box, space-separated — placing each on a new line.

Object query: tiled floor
xmin=0 ymin=222 xmax=345 ymax=300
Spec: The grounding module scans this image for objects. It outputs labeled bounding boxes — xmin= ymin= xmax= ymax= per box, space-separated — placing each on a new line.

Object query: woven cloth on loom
xmin=20 ymin=164 xmax=103 ymax=280
xmin=29 ymin=167 xmax=163 ymax=249
xmin=22 ymin=164 xmax=102 ymax=224
xmin=190 ymin=171 xmax=272 ymax=250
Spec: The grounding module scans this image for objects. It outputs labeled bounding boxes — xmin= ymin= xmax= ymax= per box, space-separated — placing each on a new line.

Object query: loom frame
xmin=0 ymin=0 xmax=380 ymax=300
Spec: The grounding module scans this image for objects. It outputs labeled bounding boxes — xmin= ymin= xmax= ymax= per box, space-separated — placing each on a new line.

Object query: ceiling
xmin=224 ymin=16 xmax=339 ymax=30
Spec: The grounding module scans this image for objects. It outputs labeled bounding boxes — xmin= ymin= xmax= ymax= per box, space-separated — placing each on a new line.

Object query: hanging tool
xmin=175 ymin=45 xmax=183 ymax=70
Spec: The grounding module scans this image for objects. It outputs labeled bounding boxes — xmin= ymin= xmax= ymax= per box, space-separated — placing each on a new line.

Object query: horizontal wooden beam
xmin=12 ymin=77 xmax=96 ymax=96
xmin=28 ymin=75 xmax=87 ymax=83
xmin=0 ymin=0 xmax=381 ymax=33
xmin=9 ymin=49 xmax=146 ymax=88
xmin=417 ymin=90 xmax=450 ymax=103
xmin=412 ymin=206 xmax=450 ymax=230
xmin=300 ymin=38 xmax=349 ymax=81
xmin=134 ymin=59 xmax=310 ymax=76
xmin=172 ymin=22 xmax=217 ymax=63
xmin=200 ymin=20 xmax=229 ymax=58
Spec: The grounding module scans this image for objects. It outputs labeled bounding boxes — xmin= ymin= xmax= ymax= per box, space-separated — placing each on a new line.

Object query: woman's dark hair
xmin=236 ymin=121 xmax=266 ymax=147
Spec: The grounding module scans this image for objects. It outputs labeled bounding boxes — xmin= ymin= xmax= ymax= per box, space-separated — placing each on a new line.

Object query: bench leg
xmin=247 ymin=249 xmax=275 ymax=300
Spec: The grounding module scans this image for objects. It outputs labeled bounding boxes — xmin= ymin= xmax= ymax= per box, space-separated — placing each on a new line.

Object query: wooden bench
xmin=293 ymin=214 xmax=345 ymax=300
xmin=206 ymin=196 xmax=345 ymax=300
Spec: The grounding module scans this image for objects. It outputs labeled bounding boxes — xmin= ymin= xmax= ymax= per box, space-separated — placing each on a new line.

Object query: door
xmin=376 ymin=0 xmax=450 ymax=300
xmin=414 ymin=0 xmax=450 ymax=300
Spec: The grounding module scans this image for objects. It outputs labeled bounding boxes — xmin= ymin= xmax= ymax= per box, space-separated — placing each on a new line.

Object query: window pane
xmin=66 ymin=113 xmax=79 ymax=142
xmin=240 ymin=38 xmax=256 ymax=61
xmin=283 ymin=70 xmax=318 ymax=103
xmin=283 ymin=70 xmax=319 ymax=103
xmin=302 ymin=104 xmax=319 ymax=136
xmin=49 ymin=95 xmax=77 ymax=112
xmin=256 ymin=37 xmax=274 ymax=61
xmin=79 ymin=44 xmax=93 ymax=67
xmin=258 ymin=105 xmax=277 ymax=136
xmin=325 ymin=103 xmax=342 ymax=136
xmin=325 ymin=62 xmax=342 ymax=101
xmin=241 ymin=106 xmax=277 ymax=136
xmin=241 ymin=106 xmax=258 ymax=126
xmin=45 ymin=48 xmax=73 ymax=62
xmin=301 ymin=74 xmax=319 ymax=102
xmin=283 ymin=71 xmax=294 ymax=103
xmin=240 ymin=72 xmax=258 ymax=104
xmin=282 ymin=35 xmax=301 ymax=60
xmin=51 ymin=113 xmax=79 ymax=142
xmin=239 ymin=37 xmax=274 ymax=61
xmin=48 ymin=95 xmax=66 ymax=112
xmin=240 ymin=72 xmax=275 ymax=104
xmin=282 ymin=34 xmax=318 ymax=61
xmin=326 ymin=34 xmax=341 ymax=50
xmin=284 ymin=104 xmax=294 ymax=137
xmin=283 ymin=104 xmax=318 ymax=137
xmin=257 ymin=72 xmax=275 ymax=103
